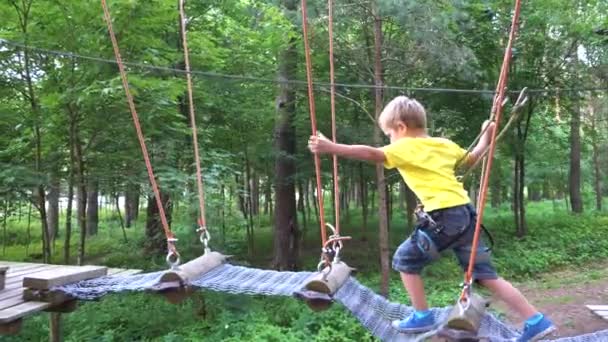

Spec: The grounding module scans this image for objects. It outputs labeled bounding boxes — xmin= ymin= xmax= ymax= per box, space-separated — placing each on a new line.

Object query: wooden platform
xmin=0 ymin=260 xmax=141 ymax=329
xmin=587 ymin=305 xmax=608 ymax=321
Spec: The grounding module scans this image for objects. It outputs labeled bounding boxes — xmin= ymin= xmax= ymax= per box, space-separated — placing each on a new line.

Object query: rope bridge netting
xmin=56 ymin=264 xmax=608 ymax=342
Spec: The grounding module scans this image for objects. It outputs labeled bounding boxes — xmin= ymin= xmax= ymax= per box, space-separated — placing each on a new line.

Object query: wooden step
xmin=586 ymin=305 xmax=608 ymax=320
xmin=23 ymin=266 xmax=108 ymax=290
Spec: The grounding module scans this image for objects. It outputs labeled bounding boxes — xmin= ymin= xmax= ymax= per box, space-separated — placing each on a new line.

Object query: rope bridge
xmin=55 ymin=263 xmax=608 ymax=342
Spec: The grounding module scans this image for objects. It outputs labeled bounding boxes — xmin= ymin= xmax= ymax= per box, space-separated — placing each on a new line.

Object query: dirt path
xmin=491 ymin=261 xmax=608 ymax=339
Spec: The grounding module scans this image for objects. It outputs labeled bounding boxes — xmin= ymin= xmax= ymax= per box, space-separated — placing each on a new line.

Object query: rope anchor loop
xmin=166 ymin=237 xmax=181 ymax=269
xmin=196 ymin=226 xmax=211 ymax=253
xmin=197 ymin=227 xmax=211 ymax=254
xmin=318 ymin=223 xmax=352 ymax=271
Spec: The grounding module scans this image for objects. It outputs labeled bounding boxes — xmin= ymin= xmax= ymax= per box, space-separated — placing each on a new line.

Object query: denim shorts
xmin=392 ymin=204 xmax=498 ymax=281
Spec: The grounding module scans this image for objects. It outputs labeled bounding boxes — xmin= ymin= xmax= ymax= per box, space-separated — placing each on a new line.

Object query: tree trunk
xmin=245 ymin=150 xmax=255 ymax=257
xmin=512 ymin=98 xmax=534 ymax=237
xmin=16 ymin=0 xmax=50 ymax=263
xmin=2 ymin=199 xmax=8 ymax=256
xmin=399 ymin=181 xmax=406 ymax=213
xmin=145 ymin=192 xmax=172 ymax=255
xmin=47 ymin=176 xmax=60 ymax=244
xmin=264 ymin=177 xmax=271 ymax=215
xmin=490 ymin=159 xmax=502 ymax=208
xmin=220 ymin=184 xmax=226 ymax=248
xmin=359 ymin=163 xmax=368 ymax=240
xmin=528 ymin=184 xmax=541 ymax=202
xmin=297 ymin=180 xmax=308 ymax=242
xmin=513 ymin=153 xmax=527 ymax=237
xmin=373 ymin=3 xmax=390 ymax=298
xmin=252 ymin=172 xmax=260 ymax=216
xmin=311 ymin=179 xmax=319 ymax=223
xmin=125 ymin=183 xmax=140 ymax=228
xmin=114 ymin=194 xmax=128 ymax=243
xmin=26 ymin=202 xmax=32 ymax=257
xmin=235 ymin=174 xmax=247 ymax=219
xmin=591 ymin=110 xmax=602 ymax=211
xmin=86 ymin=181 xmax=99 ymax=236
xmin=76 ymin=184 xmax=86 ymax=265
xmin=569 ymin=98 xmax=583 ymax=213
xmin=64 ymin=119 xmax=76 ymax=264
xmin=272 ymin=0 xmax=299 ymax=271
xmin=512 ymin=120 xmax=527 ymax=237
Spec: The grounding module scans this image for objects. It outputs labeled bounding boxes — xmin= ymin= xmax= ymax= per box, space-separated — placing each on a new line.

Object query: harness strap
xmin=414 ymin=206 xmax=494 ymax=253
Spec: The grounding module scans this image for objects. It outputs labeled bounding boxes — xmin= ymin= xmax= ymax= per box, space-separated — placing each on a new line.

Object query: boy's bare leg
xmin=401 ymin=272 xmax=429 ymax=310
xmin=479 ymin=278 xmax=537 ymax=319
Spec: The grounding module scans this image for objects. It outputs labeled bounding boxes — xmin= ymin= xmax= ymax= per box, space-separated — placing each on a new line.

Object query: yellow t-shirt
xmin=381 ymin=137 xmax=470 ymax=212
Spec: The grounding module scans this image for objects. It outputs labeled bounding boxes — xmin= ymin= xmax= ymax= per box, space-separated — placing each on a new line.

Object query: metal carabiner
xmin=197 ymin=227 xmax=211 ymax=253
xmin=166 ymin=250 xmax=181 ymax=269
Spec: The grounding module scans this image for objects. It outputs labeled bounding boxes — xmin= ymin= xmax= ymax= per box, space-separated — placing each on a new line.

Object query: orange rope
xmin=178 ymin=0 xmax=208 ymax=234
xmin=328 ymin=0 xmax=340 ymax=235
xmin=462 ymin=0 xmax=523 ymax=296
xmin=300 ymin=0 xmax=328 ymax=246
xmin=101 ymin=0 xmax=177 ymax=255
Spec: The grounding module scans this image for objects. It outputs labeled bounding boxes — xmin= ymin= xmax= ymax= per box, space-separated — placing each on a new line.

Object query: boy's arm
xmin=308 ymin=134 xmax=386 ymax=163
xmin=467 ymin=120 xmax=496 ymax=165
xmin=326 ymin=143 xmax=386 ymax=163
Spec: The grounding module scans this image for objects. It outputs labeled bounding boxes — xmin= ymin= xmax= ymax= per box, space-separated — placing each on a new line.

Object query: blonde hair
xmin=378 ymin=96 xmax=427 ymax=132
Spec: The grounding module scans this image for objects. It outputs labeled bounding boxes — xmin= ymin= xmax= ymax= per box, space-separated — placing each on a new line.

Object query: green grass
xmin=1 ymin=200 xmax=608 ymax=341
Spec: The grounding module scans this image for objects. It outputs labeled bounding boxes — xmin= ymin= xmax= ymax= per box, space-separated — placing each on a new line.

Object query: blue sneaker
xmin=518 ymin=315 xmax=556 ymax=342
xmin=391 ymin=311 xmax=436 ymax=333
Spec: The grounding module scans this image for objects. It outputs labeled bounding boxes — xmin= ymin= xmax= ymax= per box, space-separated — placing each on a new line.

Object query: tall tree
xmin=372 ymin=1 xmax=390 ymax=298
xmin=272 ymin=0 xmax=299 ymax=271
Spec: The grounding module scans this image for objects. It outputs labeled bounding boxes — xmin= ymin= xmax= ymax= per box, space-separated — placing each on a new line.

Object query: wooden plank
xmin=0 ymin=301 xmax=50 ymax=323
xmin=6 ymin=265 xmax=58 ymax=280
xmin=0 ymin=261 xmax=38 ymax=268
xmin=4 ymin=266 xmax=61 ymax=288
xmin=23 ymin=265 xmax=108 ymax=290
xmin=5 ymin=264 xmax=45 ymax=272
xmin=0 ymin=296 xmax=26 ymax=311
xmin=23 ymin=289 xmax=72 ymax=305
xmin=587 ymin=305 xmax=608 ymax=311
xmin=0 ymin=288 xmax=24 ymax=301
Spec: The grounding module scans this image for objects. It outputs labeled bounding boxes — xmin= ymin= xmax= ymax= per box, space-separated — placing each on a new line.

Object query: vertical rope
xmin=463 ymin=0 xmax=523 ymax=291
xmin=328 ymin=0 xmax=340 ymax=235
xmin=178 ymin=0 xmax=208 ymax=233
xmin=300 ymin=0 xmax=328 ymax=246
xmin=101 ymin=0 xmax=177 ymax=255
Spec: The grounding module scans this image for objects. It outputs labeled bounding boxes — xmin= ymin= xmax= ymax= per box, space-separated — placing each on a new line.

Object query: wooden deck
xmin=587 ymin=305 xmax=608 ymax=322
xmin=0 ymin=260 xmax=141 ymax=334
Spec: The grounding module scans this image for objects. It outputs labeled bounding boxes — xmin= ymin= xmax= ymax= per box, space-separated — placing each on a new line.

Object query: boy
xmin=308 ymin=96 xmax=555 ymax=342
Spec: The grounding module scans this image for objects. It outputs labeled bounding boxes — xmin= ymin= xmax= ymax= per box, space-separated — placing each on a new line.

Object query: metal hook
xmin=166 ymin=250 xmax=181 ymax=269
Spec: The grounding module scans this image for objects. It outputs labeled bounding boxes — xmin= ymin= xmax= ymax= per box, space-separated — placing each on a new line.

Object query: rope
xmin=101 ymin=0 xmax=178 ymax=259
xmin=461 ymin=0 xmax=523 ymax=296
xmin=328 ymin=0 xmax=340 ymax=236
xmin=3 ymin=38 xmax=606 ymax=95
xmin=300 ymin=0 xmax=328 ymax=247
xmin=178 ymin=0 xmax=209 ymax=245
